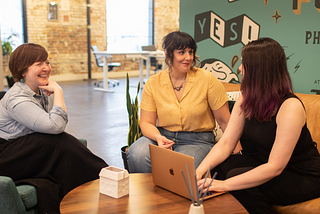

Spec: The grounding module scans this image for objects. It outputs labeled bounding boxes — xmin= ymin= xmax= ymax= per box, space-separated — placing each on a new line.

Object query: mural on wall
xmin=200 ymin=58 xmax=240 ymax=83
xmin=180 ymin=0 xmax=320 ymax=94
xmin=194 ymin=12 xmax=260 ymax=47
xmin=195 ymin=11 xmax=260 ymax=84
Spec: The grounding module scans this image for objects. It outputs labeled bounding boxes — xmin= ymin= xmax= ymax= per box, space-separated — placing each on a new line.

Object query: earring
xmin=20 ymin=79 xmax=25 ymax=83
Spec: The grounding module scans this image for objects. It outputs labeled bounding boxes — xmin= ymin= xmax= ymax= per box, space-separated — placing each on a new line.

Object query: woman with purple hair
xmin=196 ymin=38 xmax=320 ymax=213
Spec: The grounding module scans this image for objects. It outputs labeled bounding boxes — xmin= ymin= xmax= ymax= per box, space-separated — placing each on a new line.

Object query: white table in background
xmin=91 ymin=51 xmax=165 ymax=92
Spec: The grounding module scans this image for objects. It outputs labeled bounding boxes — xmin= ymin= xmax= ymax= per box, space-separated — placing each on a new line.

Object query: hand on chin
xmin=39 ymin=81 xmax=49 ymax=87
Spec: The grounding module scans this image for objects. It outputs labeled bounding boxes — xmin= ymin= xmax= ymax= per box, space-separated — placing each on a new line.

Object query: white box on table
xmin=99 ymin=166 xmax=129 ymax=198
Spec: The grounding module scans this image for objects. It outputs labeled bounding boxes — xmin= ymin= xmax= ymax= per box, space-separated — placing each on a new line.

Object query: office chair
xmin=141 ymin=45 xmax=162 ymax=73
xmin=91 ymin=46 xmax=121 ymax=87
xmin=6 ymin=75 xmax=15 ymax=88
xmin=0 ymin=91 xmax=5 ymax=99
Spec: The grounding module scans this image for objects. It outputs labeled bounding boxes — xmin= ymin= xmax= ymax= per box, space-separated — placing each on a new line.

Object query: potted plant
xmin=2 ymin=33 xmax=17 ymax=56
xmin=2 ymin=34 xmax=18 ymax=87
xmin=121 ymin=73 xmax=143 ymax=172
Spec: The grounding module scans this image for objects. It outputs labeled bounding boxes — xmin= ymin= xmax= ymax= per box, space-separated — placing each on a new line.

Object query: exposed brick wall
xmin=27 ymin=0 xmax=89 ymax=76
xmin=2 ymin=0 xmax=179 ymax=82
xmin=154 ymin=0 xmax=180 ymax=51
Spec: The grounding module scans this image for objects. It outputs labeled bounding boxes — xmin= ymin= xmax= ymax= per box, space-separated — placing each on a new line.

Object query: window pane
xmin=106 ymin=0 xmax=153 ymax=52
xmin=0 ymin=0 xmax=24 ymax=51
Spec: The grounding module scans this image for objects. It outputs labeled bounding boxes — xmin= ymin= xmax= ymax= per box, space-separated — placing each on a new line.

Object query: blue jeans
xmin=127 ymin=127 xmax=215 ymax=173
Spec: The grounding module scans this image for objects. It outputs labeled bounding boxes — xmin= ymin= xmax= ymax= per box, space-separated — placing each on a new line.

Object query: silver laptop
xmin=149 ymin=144 xmax=224 ymax=201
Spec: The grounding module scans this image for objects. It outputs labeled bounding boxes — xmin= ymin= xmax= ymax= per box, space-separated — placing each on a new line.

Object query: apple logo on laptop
xmin=169 ymin=167 xmax=174 ymax=175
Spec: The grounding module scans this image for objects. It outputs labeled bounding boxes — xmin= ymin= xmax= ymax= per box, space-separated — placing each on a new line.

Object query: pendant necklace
xmin=173 ymin=84 xmax=183 ymax=91
xmin=170 ymin=74 xmax=187 ymax=91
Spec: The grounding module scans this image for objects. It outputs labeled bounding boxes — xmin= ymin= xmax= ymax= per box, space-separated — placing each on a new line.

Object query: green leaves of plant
xmin=126 ymin=73 xmax=142 ymax=147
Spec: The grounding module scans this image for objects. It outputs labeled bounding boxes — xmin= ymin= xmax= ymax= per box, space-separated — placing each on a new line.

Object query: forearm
xmin=218 ymin=119 xmax=242 ymax=154
xmin=196 ymin=141 xmax=232 ymax=178
xmin=30 ymin=107 xmax=68 ymax=133
xmin=53 ymin=89 xmax=67 ymax=112
xmin=40 ymin=81 xmax=67 ymax=112
xmin=11 ymin=103 xmax=68 ymax=134
xmin=140 ymin=122 xmax=162 ymax=142
xmin=222 ymin=163 xmax=279 ymax=191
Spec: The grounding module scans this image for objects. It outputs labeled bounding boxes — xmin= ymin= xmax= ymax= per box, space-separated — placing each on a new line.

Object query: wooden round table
xmin=60 ymin=173 xmax=247 ymax=214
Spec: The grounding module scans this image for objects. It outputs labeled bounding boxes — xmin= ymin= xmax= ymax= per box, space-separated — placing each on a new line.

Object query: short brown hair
xmin=9 ymin=43 xmax=48 ymax=82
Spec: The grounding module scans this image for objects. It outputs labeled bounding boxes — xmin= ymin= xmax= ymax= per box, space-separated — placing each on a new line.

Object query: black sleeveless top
xmin=243 ymin=93 xmax=320 ymax=177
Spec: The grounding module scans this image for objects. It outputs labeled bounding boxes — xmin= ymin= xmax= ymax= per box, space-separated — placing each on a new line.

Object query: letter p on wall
xmin=194 ymin=11 xmax=260 ymax=47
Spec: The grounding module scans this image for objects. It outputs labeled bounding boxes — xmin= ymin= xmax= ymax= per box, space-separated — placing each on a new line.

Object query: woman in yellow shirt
xmin=127 ymin=31 xmax=233 ymax=173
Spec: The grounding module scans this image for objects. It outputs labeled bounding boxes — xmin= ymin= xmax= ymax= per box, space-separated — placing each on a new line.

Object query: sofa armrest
xmin=296 ymin=93 xmax=320 ymax=153
xmin=78 ymin=138 xmax=87 ymax=147
xmin=0 ymin=176 xmax=26 ymax=214
xmin=222 ymin=82 xmax=241 ymax=92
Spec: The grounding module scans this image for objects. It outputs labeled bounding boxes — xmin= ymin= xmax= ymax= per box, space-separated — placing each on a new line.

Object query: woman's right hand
xmin=156 ymin=135 xmax=175 ymax=150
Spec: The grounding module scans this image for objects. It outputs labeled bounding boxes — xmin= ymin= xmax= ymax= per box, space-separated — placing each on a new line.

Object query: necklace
xmin=173 ymin=84 xmax=183 ymax=91
xmin=170 ymin=73 xmax=187 ymax=91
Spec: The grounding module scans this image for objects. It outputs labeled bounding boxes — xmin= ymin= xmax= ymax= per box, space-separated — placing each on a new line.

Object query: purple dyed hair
xmin=240 ymin=38 xmax=292 ymax=122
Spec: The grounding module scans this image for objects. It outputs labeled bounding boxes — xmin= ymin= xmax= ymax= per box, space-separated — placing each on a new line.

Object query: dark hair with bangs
xmin=9 ymin=43 xmax=48 ymax=82
xmin=162 ymin=31 xmax=200 ymax=71
xmin=240 ymin=37 xmax=292 ymax=122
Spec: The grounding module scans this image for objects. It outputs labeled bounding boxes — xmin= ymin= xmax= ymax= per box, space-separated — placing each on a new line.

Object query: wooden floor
xmin=59 ymin=77 xmax=141 ymax=169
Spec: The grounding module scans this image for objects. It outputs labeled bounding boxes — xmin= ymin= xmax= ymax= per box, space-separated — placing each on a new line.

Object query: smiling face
xmin=9 ymin=43 xmax=49 ymax=86
xmin=162 ymin=31 xmax=199 ymax=72
xmin=172 ymin=48 xmax=194 ymax=73
xmin=23 ymin=58 xmax=51 ymax=93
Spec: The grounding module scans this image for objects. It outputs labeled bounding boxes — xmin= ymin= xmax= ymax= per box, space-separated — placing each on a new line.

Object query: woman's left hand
xmin=44 ymin=91 xmax=54 ymax=96
xmin=197 ymin=178 xmax=225 ymax=193
xmin=39 ymin=81 xmax=67 ymax=112
xmin=39 ymin=81 xmax=62 ymax=95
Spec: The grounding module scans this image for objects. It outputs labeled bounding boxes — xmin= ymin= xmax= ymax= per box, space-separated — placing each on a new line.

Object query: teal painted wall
xmin=180 ymin=0 xmax=320 ymax=94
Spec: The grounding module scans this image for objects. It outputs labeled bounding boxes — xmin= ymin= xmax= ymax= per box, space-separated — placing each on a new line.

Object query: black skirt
xmin=0 ymin=132 xmax=108 ymax=214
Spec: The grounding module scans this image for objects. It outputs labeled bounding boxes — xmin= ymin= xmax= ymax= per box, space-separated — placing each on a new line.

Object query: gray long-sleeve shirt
xmin=0 ymin=82 xmax=68 ymax=140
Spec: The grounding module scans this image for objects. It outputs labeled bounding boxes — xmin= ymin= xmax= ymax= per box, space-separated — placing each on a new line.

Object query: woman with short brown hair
xmin=0 ymin=43 xmax=108 ymax=213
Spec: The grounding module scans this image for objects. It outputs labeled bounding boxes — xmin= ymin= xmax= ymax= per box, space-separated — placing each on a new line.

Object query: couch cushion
xmin=272 ymin=197 xmax=320 ymax=214
xmin=16 ymin=185 xmax=37 ymax=210
xmin=296 ymin=93 xmax=320 ymax=153
xmin=222 ymin=82 xmax=241 ymax=92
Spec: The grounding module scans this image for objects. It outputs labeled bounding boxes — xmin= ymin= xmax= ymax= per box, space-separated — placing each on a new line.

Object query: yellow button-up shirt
xmin=140 ymin=68 xmax=228 ymax=132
